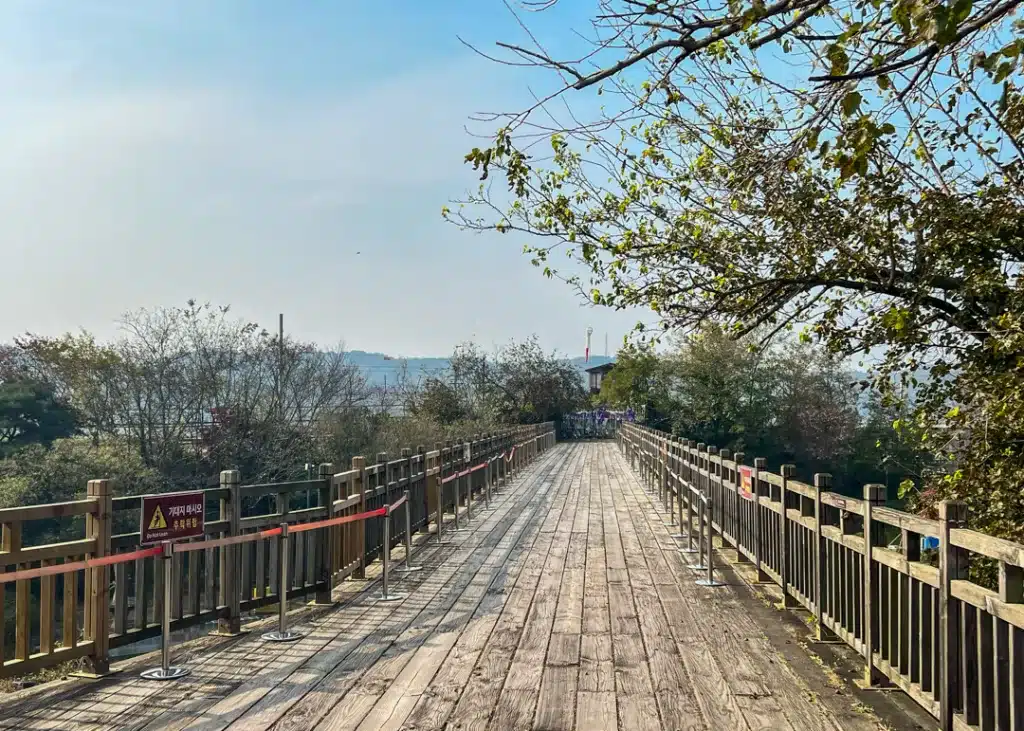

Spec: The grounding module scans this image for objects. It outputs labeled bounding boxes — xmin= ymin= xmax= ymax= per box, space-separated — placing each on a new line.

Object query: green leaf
xmin=841 ymin=91 xmax=862 ymax=117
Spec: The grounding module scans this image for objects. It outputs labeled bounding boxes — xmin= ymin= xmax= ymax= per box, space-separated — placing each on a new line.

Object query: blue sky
xmin=0 ymin=1 xmax=645 ymax=358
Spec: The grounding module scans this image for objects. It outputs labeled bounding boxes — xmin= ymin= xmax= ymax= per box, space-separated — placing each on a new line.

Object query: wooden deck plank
xmin=282 ymin=449 xmax=572 ymax=731
xmin=612 ymin=445 xmax=871 ymax=731
xmin=489 ymin=449 xmax=582 ymax=729
xmin=415 ymin=445 xmax=583 ymax=731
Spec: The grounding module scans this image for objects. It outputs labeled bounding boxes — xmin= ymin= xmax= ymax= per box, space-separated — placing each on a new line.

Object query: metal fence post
xmin=484 ymin=459 xmax=493 ymax=509
xmin=690 ymin=493 xmax=708 ymax=571
xmin=696 ymin=493 xmax=724 ymax=588
xmin=263 ymin=524 xmax=301 ymax=643
xmin=397 ymin=490 xmax=423 ymax=574
xmin=452 ymin=471 xmax=465 ymax=533
xmin=141 ymin=542 xmax=189 ymax=680
xmin=435 ymin=471 xmax=452 ymax=546
xmin=377 ymin=507 xmax=407 ymax=603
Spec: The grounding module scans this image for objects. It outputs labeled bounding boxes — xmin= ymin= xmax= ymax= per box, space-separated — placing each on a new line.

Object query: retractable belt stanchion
xmin=694 ymin=490 xmax=724 ymax=587
xmin=680 ymin=482 xmax=698 ymax=554
xmin=483 ymin=459 xmax=493 ymax=509
xmin=141 ymin=542 xmax=190 ymax=680
xmin=689 ymin=490 xmax=708 ymax=572
xmin=263 ymin=523 xmax=301 ymax=642
xmin=376 ymin=497 xmax=407 ymax=603
xmin=436 ymin=471 xmax=452 ymax=546
xmin=451 ymin=471 xmax=465 ymax=533
xmin=396 ymin=489 xmax=422 ymax=574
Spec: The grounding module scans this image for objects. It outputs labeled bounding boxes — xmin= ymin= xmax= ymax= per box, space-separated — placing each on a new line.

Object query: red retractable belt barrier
xmin=0 ymin=503 xmax=396 ymax=578
xmin=0 ymin=545 xmax=164 ymax=584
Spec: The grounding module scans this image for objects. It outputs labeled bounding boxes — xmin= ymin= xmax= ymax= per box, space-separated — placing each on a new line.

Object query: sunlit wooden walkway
xmin=0 ymin=443 xmax=901 ymax=731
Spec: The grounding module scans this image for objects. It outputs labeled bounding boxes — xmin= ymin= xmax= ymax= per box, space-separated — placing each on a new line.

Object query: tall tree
xmin=451 ymin=337 xmax=588 ymax=424
xmin=0 ymin=379 xmax=79 ymax=456
xmin=448 ymin=0 xmax=1024 ymax=539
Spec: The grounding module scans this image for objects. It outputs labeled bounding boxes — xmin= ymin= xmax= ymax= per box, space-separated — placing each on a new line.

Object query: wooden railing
xmin=619 ymin=422 xmax=1023 ymax=731
xmin=0 ymin=423 xmax=556 ymax=680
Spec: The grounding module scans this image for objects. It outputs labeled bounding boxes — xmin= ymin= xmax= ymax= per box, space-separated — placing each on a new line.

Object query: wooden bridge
xmin=0 ymin=424 xmax=1018 ymax=730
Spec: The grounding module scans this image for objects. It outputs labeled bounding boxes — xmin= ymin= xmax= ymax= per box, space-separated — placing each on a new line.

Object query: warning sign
xmin=140 ymin=490 xmax=205 ymax=544
xmin=738 ymin=466 xmax=755 ymax=501
xmin=150 ymin=505 xmax=168 ymax=530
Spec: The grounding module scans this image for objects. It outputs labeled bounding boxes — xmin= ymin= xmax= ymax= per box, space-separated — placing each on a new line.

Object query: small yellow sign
xmin=149 ymin=504 xmax=168 ymax=530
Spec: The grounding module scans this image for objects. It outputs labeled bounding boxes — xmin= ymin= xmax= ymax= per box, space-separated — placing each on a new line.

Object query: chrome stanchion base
xmin=262 ymin=630 xmax=303 ymax=643
xmin=687 ymin=563 xmax=708 ymax=571
xmin=141 ymin=666 xmax=190 ymax=681
xmin=670 ymin=532 xmax=687 ymax=539
xmin=375 ymin=592 xmax=407 ymax=603
xmin=396 ymin=564 xmax=424 ymax=574
xmin=695 ymin=578 xmax=725 ymax=587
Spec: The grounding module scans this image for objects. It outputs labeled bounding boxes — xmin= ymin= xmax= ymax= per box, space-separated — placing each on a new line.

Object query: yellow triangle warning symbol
xmin=149 ymin=504 xmax=167 ymax=530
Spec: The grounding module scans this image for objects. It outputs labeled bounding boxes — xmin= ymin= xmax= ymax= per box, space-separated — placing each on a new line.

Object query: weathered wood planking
xmin=1 ymin=442 xmax=931 ymax=731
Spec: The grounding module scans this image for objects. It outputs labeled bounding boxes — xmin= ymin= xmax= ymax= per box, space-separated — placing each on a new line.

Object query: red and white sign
xmin=738 ymin=466 xmax=754 ymax=501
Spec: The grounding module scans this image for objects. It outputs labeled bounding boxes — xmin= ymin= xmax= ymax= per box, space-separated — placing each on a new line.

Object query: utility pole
xmin=278 ymin=313 xmax=284 ymax=419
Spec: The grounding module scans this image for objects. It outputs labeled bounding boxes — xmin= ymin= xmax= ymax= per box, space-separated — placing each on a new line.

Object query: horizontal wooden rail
xmin=619 ymin=422 xmax=1024 ymax=731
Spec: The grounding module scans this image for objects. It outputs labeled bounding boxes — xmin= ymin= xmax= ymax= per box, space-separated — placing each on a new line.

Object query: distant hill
xmin=345 ymin=350 xmax=613 ymax=387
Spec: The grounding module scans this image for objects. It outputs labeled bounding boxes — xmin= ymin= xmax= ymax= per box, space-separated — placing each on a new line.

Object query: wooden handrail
xmin=0 ymin=422 xmax=557 ymax=681
xmin=618 ymin=421 xmax=1024 ymax=731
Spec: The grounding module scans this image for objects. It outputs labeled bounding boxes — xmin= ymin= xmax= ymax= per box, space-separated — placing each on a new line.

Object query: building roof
xmin=585 ymin=362 xmax=616 ymax=374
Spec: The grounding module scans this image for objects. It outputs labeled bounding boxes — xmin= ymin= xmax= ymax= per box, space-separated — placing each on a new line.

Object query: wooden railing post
xmin=998 ymin=556 xmax=1022 ymax=731
xmin=85 ymin=478 xmax=112 ymax=676
xmin=753 ymin=458 xmax=770 ymax=583
xmin=939 ymin=500 xmax=968 ymax=729
xmin=860 ymin=483 xmax=887 ymax=688
xmin=352 ymin=456 xmax=367 ymax=579
xmin=217 ymin=470 xmax=242 ymax=634
xmin=732 ymin=453 xmax=747 ymax=562
xmin=314 ymin=463 xmax=335 ymax=606
xmin=779 ymin=464 xmax=798 ymax=605
xmin=378 ymin=452 xmax=389 ymax=507
xmin=813 ymin=473 xmax=839 ymax=642
xmin=661 ymin=438 xmax=670 ymax=513
xmin=2 ymin=519 xmax=25 ymax=664
xmin=718 ymin=448 xmax=731 ymax=539
xmin=414 ymin=445 xmax=426 ymax=523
